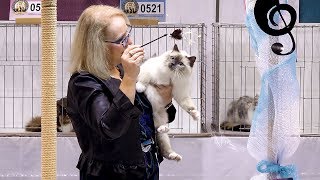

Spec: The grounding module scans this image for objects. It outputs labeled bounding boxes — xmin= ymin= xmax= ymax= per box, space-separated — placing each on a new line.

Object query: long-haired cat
xmin=220 ymin=95 xmax=259 ymax=131
xmin=25 ymin=97 xmax=73 ymax=132
xmin=136 ymin=44 xmax=200 ymax=161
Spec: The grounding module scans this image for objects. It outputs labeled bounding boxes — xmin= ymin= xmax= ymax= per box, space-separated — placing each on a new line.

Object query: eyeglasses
xmin=105 ymin=25 xmax=132 ymax=47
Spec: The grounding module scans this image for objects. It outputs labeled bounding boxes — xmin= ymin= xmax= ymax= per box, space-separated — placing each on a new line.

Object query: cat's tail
xmin=25 ymin=116 xmax=42 ymax=132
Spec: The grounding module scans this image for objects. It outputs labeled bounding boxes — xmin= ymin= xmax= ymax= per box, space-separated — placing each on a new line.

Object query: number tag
xmin=138 ymin=2 xmax=164 ymax=15
xmin=120 ymin=0 xmax=166 ymax=22
xmin=27 ymin=1 xmax=41 ymax=14
xmin=9 ymin=0 xmax=41 ymax=20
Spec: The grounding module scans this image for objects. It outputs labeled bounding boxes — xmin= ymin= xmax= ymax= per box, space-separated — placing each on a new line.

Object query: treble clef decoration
xmin=254 ymin=0 xmax=297 ymax=55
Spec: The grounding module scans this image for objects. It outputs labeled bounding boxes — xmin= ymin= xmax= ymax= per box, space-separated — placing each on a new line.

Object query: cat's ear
xmin=173 ymin=44 xmax=179 ymax=52
xmin=151 ymin=53 xmax=157 ymax=58
xmin=57 ymin=98 xmax=63 ymax=107
xmin=57 ymin=97 xmax=67 ymax=107
xmin=188 ymin=56 xmax=196 ymax=67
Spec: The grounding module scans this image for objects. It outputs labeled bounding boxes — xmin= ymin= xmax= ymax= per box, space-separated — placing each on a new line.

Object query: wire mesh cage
xmin=0 ymin=21 xmax=207 ymax=134
xmin=212 ymin=23 xmax=320 ymax=135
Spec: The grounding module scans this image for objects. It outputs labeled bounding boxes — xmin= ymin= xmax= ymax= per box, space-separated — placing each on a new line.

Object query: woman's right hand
xmin=119 ymin=45 xmax=144 ymax=104
xmin=121 ymin=45 xmax=145 ymax=81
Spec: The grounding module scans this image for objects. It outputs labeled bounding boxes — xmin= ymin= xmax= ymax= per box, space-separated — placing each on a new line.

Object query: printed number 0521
xmin=140 ymin=4 xmax=161 ymax=13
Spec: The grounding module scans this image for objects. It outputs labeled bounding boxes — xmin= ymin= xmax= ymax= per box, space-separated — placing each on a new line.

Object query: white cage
xmin=0 ymin=22 xmax=207 ymax=134
xmin=212 ymin=23 xmax=320 ymax=135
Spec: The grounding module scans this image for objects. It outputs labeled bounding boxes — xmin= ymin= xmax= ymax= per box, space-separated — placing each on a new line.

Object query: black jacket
xmin=67 ymin=70 xmax=176 ymax=179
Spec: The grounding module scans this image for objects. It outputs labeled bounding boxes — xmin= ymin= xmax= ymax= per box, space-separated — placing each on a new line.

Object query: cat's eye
xmin=179 ymin=62 xmax=184 ymax=66
xmin=170 ymin=56 xmax=175 ymax=60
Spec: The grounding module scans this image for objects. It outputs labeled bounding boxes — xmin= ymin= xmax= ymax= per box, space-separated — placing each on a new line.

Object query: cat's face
xmin=238 ymin=96 xmax=257 ymax=110
xmin=56 ymin=97 xmax=72 ymax=125
xmin=164 ymin=44 xmax=196 ymax=75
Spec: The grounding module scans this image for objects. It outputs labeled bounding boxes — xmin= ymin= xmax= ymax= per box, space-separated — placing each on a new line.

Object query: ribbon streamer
xmin=257 ymin=160 xmax=298 ymax=180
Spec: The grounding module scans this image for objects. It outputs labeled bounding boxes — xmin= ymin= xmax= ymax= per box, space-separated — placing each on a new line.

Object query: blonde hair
xmin=69 ymin=5 xmax=130 ymax=79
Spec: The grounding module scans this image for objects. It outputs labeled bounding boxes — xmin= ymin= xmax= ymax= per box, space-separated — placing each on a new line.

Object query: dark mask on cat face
xmin=166 ymin=44 xmax=196 ymax=74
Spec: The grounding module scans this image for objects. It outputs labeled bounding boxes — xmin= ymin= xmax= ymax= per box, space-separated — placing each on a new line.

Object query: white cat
xmin=136 ymin=44 xmax=200 ymax=161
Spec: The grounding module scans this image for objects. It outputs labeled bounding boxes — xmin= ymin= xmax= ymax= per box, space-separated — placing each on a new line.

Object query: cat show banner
xmin=9 ymin=0 xmax=41 ymax=21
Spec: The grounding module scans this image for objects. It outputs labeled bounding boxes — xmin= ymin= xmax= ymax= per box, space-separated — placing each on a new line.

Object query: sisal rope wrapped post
xmin=41 ymin=0 xmax=57 ymax=179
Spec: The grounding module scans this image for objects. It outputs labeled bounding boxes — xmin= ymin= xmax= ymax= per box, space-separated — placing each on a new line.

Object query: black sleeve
xmin=68 ymin=73 xmax=141 ymax=140
xmin=166 ymin=105 xmax=176 ymax=123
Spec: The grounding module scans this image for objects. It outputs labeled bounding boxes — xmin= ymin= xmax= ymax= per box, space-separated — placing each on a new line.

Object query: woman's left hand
xmin=154 ymin=84 xmax=173 ymax=105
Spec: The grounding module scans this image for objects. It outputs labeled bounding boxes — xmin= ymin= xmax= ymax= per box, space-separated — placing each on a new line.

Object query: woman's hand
xmin=154 ymin=84 xmax=173 ymax=105
xmin=119 ymin=45 xmax=144 ymax=104
xmin=121 ymin=45 xmax=145 ymax=81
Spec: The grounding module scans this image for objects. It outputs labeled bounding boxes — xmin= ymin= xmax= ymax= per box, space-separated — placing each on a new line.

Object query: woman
xmin=66 ymin=5 xmax=176 ymax=180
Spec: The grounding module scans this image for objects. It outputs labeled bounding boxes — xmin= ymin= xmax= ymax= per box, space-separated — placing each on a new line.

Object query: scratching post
xmin=41 ymin=0 xmax=57 ymax=179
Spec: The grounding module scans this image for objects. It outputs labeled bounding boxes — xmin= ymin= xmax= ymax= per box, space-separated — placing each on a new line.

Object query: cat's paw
xmin=136 ymin=82 xmax=146 ymax=92
xmin=220 ymin=121 xmax=234 ymax=130
xmin=168 ymin=152 xmax=182 ymax=162
xmin=189 ymin=110 xmax=200 ymax=121
xmin=157 ymin=125 xmax=170 ymax=133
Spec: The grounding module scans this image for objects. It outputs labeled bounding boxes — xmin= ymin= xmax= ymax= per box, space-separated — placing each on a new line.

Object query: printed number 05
xmin=30 ymin=3 xmax=41 ymax=11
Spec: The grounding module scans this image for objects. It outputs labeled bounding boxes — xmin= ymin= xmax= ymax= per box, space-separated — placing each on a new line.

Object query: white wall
xmin=166 ymin=0 xmax=216 ymax=25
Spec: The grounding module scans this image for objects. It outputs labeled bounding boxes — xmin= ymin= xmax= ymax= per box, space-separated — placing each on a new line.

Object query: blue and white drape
xmin=245 ymin=0 xmax=300 ymax=179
